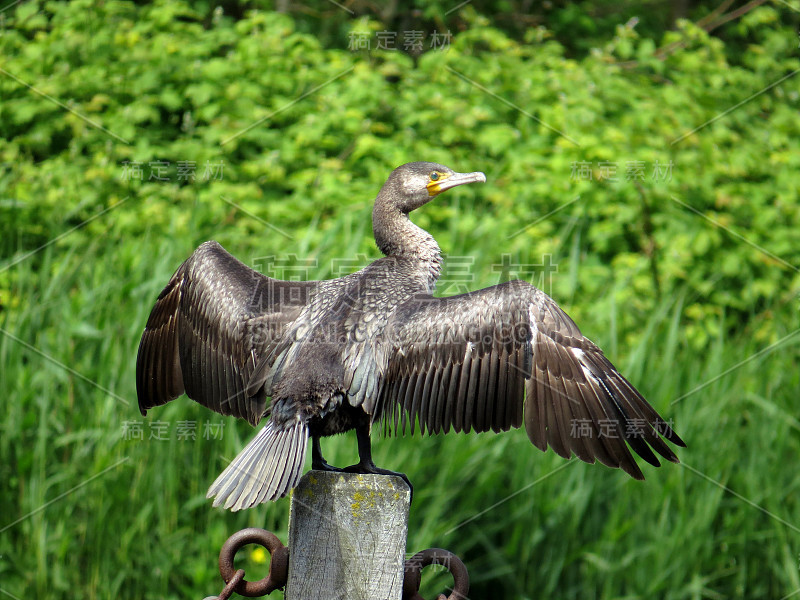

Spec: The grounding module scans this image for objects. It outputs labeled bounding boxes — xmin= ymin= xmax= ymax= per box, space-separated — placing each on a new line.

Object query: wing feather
xmin=482 ymin=348 xmax=498 ymax=432
xmin=474 ymin=353 xmax=490 ymax=433
xmin=577 ymin=380 xmax=623 ymax=469
xmin=510 ymin=347 xmax=526 ymax=428
xmin=379 ymin=280 xmax=685 ymax=479
xmin=419 ymin=364 xmax=436 ymax=435
xmin=464 ymin=351 xmax=481 ymax=434
xmin=136 ymin=241 xmax=313 ymax=425
xmin=393 ymin=374 xmax=409 ymax=435
xmin=494 ymin=352 xmax=508 ymax=432
xmin=406 ymin=371 xmax=422 ymax=435
xmin=427 ymin=366 xmax=443 ymax=434
xmin=443 ymin=361 xmax=460 ymax=433
xmin=453 ymin=348 xmax=472 ymax=433
xmin=437 ymin=362 xmax=453 ymax=434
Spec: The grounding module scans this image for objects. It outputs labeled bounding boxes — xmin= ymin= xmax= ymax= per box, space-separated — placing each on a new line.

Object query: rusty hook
xmin=217 ymin=527 xmax=289 ymax=597
xmin=403 ymin=548 xmax=469 ymax=600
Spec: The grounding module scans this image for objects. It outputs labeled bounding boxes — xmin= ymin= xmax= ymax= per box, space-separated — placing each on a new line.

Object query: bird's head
xmin=380 ymin=162 xmax=486 ymax=213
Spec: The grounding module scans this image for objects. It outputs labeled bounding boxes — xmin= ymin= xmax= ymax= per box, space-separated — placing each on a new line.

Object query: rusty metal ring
xmin=218 ymin=527 xmax=289 ymax=597
xmin=403 ymin=548 xmax=469 ymax=600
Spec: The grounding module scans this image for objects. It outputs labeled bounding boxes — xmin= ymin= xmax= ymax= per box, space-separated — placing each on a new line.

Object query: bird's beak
xmin=427 ymin=171 xmax=487 ymax=197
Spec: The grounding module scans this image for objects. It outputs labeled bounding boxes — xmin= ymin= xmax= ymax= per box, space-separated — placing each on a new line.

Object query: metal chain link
xmin=403 ymin=547 xmax=469 ymax=600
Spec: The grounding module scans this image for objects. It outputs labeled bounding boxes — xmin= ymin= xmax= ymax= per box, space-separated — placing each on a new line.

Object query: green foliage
xmin=1 ymin=1 xmax=799 ymax=599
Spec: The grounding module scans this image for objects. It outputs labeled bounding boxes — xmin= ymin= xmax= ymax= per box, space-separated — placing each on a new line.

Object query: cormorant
xmin=136 ymin=162 xmax=685 ymax=511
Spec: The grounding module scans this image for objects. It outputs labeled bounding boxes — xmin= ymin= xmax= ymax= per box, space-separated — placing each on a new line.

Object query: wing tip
xmin=665 ymin=430 xmax=687 ymax=449
xmin=628 ymin=468 xmax=646 ymax=481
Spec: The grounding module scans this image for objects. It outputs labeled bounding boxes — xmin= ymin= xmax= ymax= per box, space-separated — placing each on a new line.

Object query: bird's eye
xmin=430 ymin=172 xmax=440 ymax=181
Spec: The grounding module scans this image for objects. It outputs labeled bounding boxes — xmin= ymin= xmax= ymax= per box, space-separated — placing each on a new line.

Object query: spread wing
xmin=378 ymin=280 xmax=685 ymax=479
xmin=136 ymin=241 xmax=315 ymax=426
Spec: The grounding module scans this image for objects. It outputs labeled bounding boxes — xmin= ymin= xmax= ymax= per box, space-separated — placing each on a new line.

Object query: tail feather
xmin=257 ymin=431 xmax=292 ymax=506
xmin=207 ymin=420 xmax=308 ymax=511
xmin=274 ymin=427 xmax=306 ymax=504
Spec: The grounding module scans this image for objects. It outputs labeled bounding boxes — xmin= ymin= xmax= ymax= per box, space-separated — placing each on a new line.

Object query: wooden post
xmin=284 ymin=471 xmax=411 ymax=600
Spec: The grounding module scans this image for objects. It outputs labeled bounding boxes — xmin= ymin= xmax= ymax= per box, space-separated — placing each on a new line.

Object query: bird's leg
xmin=311 ymin=435 xmax=343 ymax=472
xmin=344 ymin=423 xmax=413 ymax=500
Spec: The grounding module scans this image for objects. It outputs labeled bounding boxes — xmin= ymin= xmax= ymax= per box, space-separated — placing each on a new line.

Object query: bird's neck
xmin=373 ymin=204 xmax=442 ymax=287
